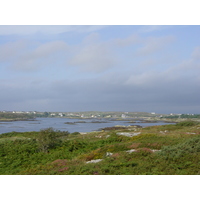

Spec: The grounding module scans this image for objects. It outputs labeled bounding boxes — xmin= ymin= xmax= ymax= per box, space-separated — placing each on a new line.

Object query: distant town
xmin=0 ymin=110 xmax=200 ymax=121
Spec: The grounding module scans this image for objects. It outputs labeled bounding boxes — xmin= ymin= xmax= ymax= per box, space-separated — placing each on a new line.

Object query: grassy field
xmin=0 ymin=121 xmax=200 ymax=175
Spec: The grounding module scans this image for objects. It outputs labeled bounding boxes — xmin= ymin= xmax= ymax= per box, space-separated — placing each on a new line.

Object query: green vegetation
xmin=164 ymin=114 xmax=200 ymax=119
xmin=37 ymin=128 xmax=66 ymax=153
xmin=0 ymin=121 xmax=200 ymax=175
xmin=0 ymin=112 xmax=34 ymax=121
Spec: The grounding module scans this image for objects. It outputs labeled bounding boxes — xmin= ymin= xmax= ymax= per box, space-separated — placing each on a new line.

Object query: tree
xmin=37 ymin=128 xmax=60 ymax=153
xmin=43 ymin=112 xmax=49 ymax=117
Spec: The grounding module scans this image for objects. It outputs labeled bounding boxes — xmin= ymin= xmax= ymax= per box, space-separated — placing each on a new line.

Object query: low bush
xmin=71 ymin=132 xmax=80 ymax=136
xmin=176 ymin=121 xmax=199 ymax=127
xmin=158 ymin=135 xmax=200 ymax=160
xmin=36 ymin=128 xmax=68 ymax=153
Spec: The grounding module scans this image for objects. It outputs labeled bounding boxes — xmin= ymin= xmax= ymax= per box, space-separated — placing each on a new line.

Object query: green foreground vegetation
xmin=0 ymin=121 xmax=200 ymax=175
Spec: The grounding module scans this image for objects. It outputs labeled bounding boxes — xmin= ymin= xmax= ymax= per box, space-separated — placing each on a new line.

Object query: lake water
xmin=0 ymin=117 xmax=173 ymax=134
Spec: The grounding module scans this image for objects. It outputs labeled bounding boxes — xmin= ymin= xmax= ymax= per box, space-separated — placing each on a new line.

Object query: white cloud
xmin=69 ymin=33 xmax=142 ymax=73
xmin=0 ymin=25 xmax=107 ymax=35
xmin=138 ymin=59 xmax=159 ymax=69
xmin=32 ymin=41 xmax=69 ymax=58
xmin=125 ymin=45 xmax=200 ymax=90
xmin=137 ymin=35 xmax=175 ymax=55
xmin=82 ymin=32 xmax=101 ymax=44
xmin=0 ymin=40 xmax=27 ymax=62
xmin=166 ymin=46 xmax=200 ymax=74
xmin=139 ymin=25 xmax=172 ymax=33
xmin=113 ymin=34 xmax=140 ymax=47
xmin=8 ymin=40 xmax=69 ymax=72
xmin=191 ymin=46 xmax=200 ymax=60
xmin=125 ymin=72 xmax=166 ymax=87
xmin=70 ymin=42 xmax=116 ymax=72
xmin=0 ymin=25 xmax=199 ymax=113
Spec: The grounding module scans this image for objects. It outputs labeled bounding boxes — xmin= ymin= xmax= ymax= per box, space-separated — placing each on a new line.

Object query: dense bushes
xmin=175 ymin=121 xmax=199 ymax=127
xmin=37 ymin=128 xmax=61 ymax=153
xmin=158 ymin=136 xmax=200 ymax=160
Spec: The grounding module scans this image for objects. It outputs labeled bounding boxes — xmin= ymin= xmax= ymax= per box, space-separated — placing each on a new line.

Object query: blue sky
xmin=0 ymin=25 xmax=200 ymax=113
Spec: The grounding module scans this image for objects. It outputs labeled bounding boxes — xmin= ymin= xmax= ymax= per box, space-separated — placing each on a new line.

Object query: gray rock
xmin=116 ymin=132 xmax=141 ymax=137
xmin=86 ymin=159 xmax=103 ymax=164
xmin=125 ymin=149 xmax=161 ymax=153
xmin=80 ymin=132 xmax=87 ymax=135
xmin=126 ymin=149 xmax=137 ymax=153
xmin=105 ymin=152 xmax=113 ymax=156
xmin=151 ymin=149 xmax=161 ymax=152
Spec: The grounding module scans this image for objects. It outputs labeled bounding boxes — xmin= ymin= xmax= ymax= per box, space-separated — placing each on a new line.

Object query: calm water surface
xmin=0 ymin=117 xmax=173 ymax=134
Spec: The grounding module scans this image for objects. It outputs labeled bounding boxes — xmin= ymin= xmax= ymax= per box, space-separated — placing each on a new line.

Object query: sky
xmin=0 ymin=25 xmax=200 ymax=114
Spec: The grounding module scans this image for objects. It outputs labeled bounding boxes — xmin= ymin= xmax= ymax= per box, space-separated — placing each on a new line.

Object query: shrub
xmin=158 ymin=136 xmax=200 ymax=160
xmin=128 ymin=143 xmax=141 ymax=149
xmin=71 ymin=132 xmax=80 ymax=136
xmin=79 ymin=148 xmax=105 ymax=161
xmin=66 ymin=140 xmax=87 ymax=152
xmin=176 ymin=121 xmax=199 ymax=127
xmin=136 ymin=148 xmax=153 ymax=156
xmin=51 ymin=159 xmax=68 ymax=167
xmin=37 ymin=128 xmax=62 ymax=153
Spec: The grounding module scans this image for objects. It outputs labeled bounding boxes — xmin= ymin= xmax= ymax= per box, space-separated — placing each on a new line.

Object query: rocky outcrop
xmin=86 ymin=159 xmax=103 ymax=164
xmin=116 ymin=132 xmax=141 ymax=137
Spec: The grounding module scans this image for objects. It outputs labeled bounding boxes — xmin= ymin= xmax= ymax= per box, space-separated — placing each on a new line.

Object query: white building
xmin=121 ymin=114 xmax=126 ymax=118
xmin=59 ymin=113 xmax=63 ymax=117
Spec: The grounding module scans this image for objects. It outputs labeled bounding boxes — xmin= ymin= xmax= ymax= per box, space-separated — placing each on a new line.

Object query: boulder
xmin=86 ymin=159 xmax=103 ymax=164
xmin=116 ymin=132 xmax=141 ymax=137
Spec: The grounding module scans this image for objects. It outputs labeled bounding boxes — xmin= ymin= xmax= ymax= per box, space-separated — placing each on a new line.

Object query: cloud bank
xmin=0 ymin=25 xmax=199 ymax=113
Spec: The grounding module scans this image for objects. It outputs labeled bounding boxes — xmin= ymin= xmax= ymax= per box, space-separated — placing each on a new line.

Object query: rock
xmin=64 ymin=122 xmax=76 ymax=125
xmin=80 ymin=132 xmax=87 ymax=135
xmin=116 ymin=132 xmax=141 ymax=137
xmin=159 ymin=131 xmax=165 ymax=134
xmin=95 ymin=135 xmax=102 ymax=138
xmin=105 ymin=152 xmax=113 ymax=156
xmin=86 ymin=159 xmax=103 ymax=164
xmin=91 ymin=121 xmax=108 ymax=123
xmin=151 ymin=149 xmax=161 ymax=152
xmin=125 ymin=149 xmax=160 ymax=153
xmin=126 ymin=149 xmax=137 ymax=153
xmin=115 ymin=125 xmax=126 ymax=127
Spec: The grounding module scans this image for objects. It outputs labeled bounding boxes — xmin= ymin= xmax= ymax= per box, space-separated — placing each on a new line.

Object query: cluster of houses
xmin=1 ymin=110 xmax=193 ymax=119
xmin=1 ymin=110 xmax=37 ymax=114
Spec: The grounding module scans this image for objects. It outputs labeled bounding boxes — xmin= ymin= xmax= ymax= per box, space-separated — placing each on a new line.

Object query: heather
xmin=0 ymin=121 xmax=200 ymax=175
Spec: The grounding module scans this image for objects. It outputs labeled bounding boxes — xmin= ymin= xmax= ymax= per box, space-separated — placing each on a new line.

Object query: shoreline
xmin=0 ymin=118 xmax=37 ymax=122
